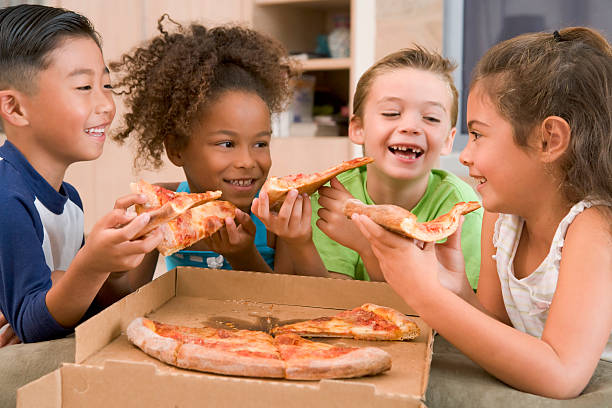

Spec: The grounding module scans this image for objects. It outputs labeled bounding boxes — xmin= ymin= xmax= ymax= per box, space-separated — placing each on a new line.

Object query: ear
xmin=0 ymin=90 xmax=29 ymax=127
xmin=348 ymin=115 xmax=365 ymax=145
xmin=164 ymin=135 xmax=184 ymax=167
xmin=440 ymin=127 xmax=456 ymax=156
xmin=539 ymin=116 xmax=570 ymax=163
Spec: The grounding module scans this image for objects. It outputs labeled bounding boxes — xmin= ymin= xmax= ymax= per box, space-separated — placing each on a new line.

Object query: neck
xmin=8 ymin=137 xmax=68 ymax=191
xmin=517 ymin=185 xmax=572 ymax=250
xmin=366 ymin=167 xmax=430 ymax=210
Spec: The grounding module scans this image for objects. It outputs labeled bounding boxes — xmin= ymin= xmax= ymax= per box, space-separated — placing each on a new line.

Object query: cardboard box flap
xmin=19 ymin=360 xmax=425 ymax=408
xmin=75 ymin=268 xmax=176 ymax=363
xmin=177 ymin=267 xmax=416 ymax=314
xmin=16 ymin=368 xmax=61 ymax=408
xmin=66 ymin=268 xmax=433 ymax=406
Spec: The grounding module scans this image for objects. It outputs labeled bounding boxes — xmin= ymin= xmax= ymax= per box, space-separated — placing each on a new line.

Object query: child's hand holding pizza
xmin=78 ymin=194 xmax=163 ymax=274
xmin=252 ymin=189 xmax=312 ymax=246
xmin=203 ymin=209 xmax=258 ymax=259
xmin=317 ymin=178 xmax=368 ymax=253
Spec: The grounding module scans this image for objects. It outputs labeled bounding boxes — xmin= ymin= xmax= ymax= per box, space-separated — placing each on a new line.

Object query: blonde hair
xmin=352 ymin=46 xmax=458 ymax=127
xmin=472 ymin=27 xmax=612 ymax=211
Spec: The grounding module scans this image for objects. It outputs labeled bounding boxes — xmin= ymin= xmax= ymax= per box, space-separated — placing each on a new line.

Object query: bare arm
xmin=316 ymin=178 xmax=385 ymax=281
xmin=353 ymin=208 xmax=612 ymax=399
xmin=45 ymin=195 xmax=161 ymax=327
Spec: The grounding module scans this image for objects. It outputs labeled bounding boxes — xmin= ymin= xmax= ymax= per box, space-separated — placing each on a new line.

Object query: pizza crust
xmin=126 ymin=317 xmax=181 ymax=366
xmin=344 ymin=199 xmax=481 ymax=242
xmin=126 ymin=316 xmax=394 ymax=381
xmin=283 ymin=346 xmax=392 ymax=380
xmin=177 ymin=343 xmax=285 ymax=378
xmin=262 ymin=157 xmax=373 ymax=211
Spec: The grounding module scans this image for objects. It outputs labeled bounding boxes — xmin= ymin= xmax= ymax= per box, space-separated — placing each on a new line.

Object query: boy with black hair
xmin=0 ymin=4 xmax=161 ymax=345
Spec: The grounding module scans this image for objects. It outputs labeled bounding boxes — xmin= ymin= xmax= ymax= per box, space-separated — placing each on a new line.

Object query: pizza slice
xmin=274 ymin=333 xmax=391 ymax=380
xmin=130 ymin=180 xmax=222 ymax=237
xmin=127 ymin=317 xmax=392 ymax=380
xmin=156 ymin=200 xmax=237 ymax=256
xmin=127 ymin=317 xmax=285 ymax=378
xmin=343 ymin=199 xmax=481 ymax=242
xmin=272 ymin=303 xmax=420 ymax=341
xmin=261 ymin=156 xmax=374 ymax=211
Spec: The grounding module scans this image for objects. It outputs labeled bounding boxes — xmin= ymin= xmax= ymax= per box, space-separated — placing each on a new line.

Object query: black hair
xmin=0 ymin=4 xmax=101 ymax=94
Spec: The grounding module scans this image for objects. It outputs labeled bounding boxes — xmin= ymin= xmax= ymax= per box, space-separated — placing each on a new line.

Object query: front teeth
xmin=85 ymin=127 xmax=105 ymax=134
xmin=389 ymin=145 xmax=424 ymax=158
xmin=229 ymin=179 xmax=254 ymax=187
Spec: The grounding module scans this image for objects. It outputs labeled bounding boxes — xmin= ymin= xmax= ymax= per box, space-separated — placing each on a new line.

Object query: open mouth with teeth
xmin=388 ymin=145 xmax=424 ymax=160
xmin=85 ymin=127 xmax=106 ymax=137
xmin=226 ymin=178 xmax=256 ymax=188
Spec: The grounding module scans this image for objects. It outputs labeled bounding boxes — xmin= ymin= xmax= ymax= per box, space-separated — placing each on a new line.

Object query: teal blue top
xmin=165 ymin=182 xmax=274 ymax=270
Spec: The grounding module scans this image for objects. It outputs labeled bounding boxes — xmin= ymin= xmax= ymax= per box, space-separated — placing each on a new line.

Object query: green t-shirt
xmin=311 ymin=167 xmax=483 ymax=288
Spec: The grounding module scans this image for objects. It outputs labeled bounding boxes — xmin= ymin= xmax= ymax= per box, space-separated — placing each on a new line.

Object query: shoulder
xmin=565 ymin=204 xmax=612 ymax=245
xmin=429 ymin=169 xmax=480 ymax=202
xmin=62 ymin=182 xmax=83 ymax=210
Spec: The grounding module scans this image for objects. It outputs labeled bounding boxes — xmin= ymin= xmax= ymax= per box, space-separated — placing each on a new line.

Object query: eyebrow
xmin=210 ymin=130 xmax=272 ymax=137
xmin=377 ymin=97 xmax=447 ymax=112
xmin=67 ymin=66 xmax=110 ymax=77
xmin=467 ymin=120 xmax=490 ymax=129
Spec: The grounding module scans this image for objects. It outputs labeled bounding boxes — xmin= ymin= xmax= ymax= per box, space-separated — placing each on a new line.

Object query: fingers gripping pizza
xmin=261 ymin=157 xmax=374 ymax=211
xmin=131 ymin=180 xmax=222 ymax=237
xmin=343 ymin=199 xmax=481 ymax=242
xmin=130 ymin=180 xmax=236 ymax=256
xmin=127 ymin=317 xmax=392 ymax=380
xmin=272 ymin=303 xmax=420 ymax=341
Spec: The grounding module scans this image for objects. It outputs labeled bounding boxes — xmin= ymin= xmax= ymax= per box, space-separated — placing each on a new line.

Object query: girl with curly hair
xmin=112 ymin=16 xmax=315 ymax=275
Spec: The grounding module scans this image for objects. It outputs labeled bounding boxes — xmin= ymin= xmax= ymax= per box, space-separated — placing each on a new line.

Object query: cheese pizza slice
xmin=156 ymin=200 xmax=237 ymax=256
xmin=274 ymin=333 xmax=391 ymax=380
xmin=272 ymin=303 xmax=420 ymax=341
xmin=131 ymin=180 xmax=221 ymax=237
xmin=343 ymin=199 xmax=481 ymax=242
xmin=261 ymin=156 xmax=373 ymax=211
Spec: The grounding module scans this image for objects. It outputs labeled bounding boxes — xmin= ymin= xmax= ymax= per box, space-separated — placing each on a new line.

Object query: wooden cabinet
xmin=24 ymin=0 xmax=443 ymax=233
xmin=252 ymin=0 xmax=352 ymax=137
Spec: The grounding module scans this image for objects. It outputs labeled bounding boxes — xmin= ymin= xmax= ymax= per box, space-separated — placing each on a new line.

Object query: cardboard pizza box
xmin=17 ymin=267 xmax=433 ymax=408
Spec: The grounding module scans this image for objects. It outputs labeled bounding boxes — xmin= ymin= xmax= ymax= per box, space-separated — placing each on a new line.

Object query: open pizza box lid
xmin=18 ymin=267 xmax=433 ymax=407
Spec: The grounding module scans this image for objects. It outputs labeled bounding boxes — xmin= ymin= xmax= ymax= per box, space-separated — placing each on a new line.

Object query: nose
xmin=235 ymin=146 xmax=256 ymax=169
xmin=398 ymin=112 xmax=421 ymax=135
xmin=95 ymin=86 xmax=115 ymax=117
xmin=459 ymin=143 xmax=472 ymax=166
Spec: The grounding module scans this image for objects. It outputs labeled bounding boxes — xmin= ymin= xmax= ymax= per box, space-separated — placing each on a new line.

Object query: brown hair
xmin=472 ymin=27 xmax=612 ymax=211
xmin=352 ymin=46 xmax=459 ymax=127
xmin=110 ymin=15 xmax=294 ymax=169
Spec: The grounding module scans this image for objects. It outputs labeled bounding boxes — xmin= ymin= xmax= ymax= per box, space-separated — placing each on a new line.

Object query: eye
xmin=469 ymin=131 xmax=482 ymax=141
xmin=382 ymin=112 xmax=399 ymax=117
xmin=254 ymin=141 xmax=269 ymax=148
xmin=216 ymin=141 xmax=234 ymax=148
xmin=77 ymin=85 xmax=92 ymax=91
xmin=423 ymin=116 xmax=440 ymax=123
xmin=104 ymin=83 xmax=113 ymax=90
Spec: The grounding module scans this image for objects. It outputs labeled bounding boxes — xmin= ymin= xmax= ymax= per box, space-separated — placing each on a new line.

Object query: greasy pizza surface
xmin=272 ymin=303 xmax=420 ymax=341
xmin=127 ymin=314 xmax=393 ymax=380
xmin=262 ymin=157 xmax=374 ymax=210
xmin=344 ymin=199 xmax=481 ymax=242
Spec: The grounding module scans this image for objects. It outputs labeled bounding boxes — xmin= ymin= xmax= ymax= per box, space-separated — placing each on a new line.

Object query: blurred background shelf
xmin=295 ymin=57 xmax=351 ymax=71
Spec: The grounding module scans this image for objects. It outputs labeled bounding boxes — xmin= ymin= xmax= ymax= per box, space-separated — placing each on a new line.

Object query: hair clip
xmin=553 ymin=30 xmax=562 ymax=42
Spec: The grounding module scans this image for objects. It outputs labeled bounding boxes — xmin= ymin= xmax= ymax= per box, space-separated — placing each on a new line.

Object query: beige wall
xmin=5 ymin=1 xmax=443 ymax=233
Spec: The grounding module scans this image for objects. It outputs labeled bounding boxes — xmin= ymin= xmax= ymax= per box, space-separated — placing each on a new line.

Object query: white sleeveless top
xmin=493 ymin=200 xmax=612 ymax=362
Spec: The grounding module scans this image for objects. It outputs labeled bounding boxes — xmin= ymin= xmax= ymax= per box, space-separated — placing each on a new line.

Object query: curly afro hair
xmin=110 ymin=15 xmax=295 ymax=169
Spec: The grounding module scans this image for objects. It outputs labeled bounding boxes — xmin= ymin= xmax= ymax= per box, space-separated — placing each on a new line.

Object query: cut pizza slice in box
xmin=18 ymin=268 xmax=434 ymax=408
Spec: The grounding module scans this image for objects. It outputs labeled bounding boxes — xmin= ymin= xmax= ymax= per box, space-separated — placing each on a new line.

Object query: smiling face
xmin=460 ymin=82 xmax=542 ymax=213
xmin=169 ymin=90 xmax=272 ymax=212
xmin=21 ymin=36 xmax=115 ymax=167
xmin=349 ymin=68 xmax=455 ymax=183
